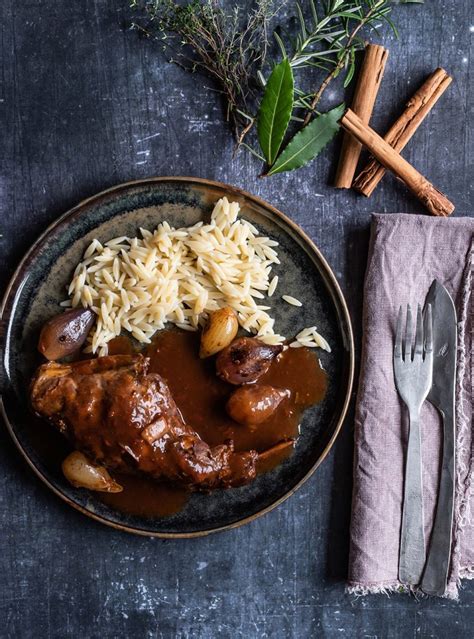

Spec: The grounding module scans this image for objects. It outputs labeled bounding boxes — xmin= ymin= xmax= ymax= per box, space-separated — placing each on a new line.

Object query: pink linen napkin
xmin=348 ymin=213 xmax=473 ymax=598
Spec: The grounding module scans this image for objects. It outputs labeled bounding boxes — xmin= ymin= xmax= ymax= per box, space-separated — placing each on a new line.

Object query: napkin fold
xmin=348 ymin=213 xmax=473 ymax=599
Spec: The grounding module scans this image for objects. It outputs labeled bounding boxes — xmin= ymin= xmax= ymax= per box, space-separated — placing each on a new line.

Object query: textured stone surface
xmin=0 ymin=1 xmax=472 ymax=637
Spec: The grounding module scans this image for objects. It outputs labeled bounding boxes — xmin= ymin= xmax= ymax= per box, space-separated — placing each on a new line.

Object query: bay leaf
xmin=266 ymin=103 xmax=345 ymax=176
xmin=257 ymin=58 xmax=294 ymax=166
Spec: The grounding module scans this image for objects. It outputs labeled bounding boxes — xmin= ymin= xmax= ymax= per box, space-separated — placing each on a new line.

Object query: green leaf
xmin=257 ymin=58 xmax=294 ymax=166
xmin=295 ymin=3 xmax=307 ymax=40
xmin=309 ymin=0 xmax=318 ymax=27
xmin=343 ymin=60 xmax=356 ymax=87
xmin=273 ymin=31 xmax=288 ymax=59
xmin=266 ymin=103 xmax=345 ymax=176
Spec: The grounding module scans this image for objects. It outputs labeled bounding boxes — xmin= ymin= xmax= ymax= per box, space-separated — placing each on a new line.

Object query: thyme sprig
xmin=131 ymin=0 xmax=280 ymax=140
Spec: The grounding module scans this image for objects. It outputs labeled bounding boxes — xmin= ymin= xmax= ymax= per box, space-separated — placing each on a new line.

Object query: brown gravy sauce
xmin=99 ymin=474 xmax=189 ymax=518
xmin=98 ymin=330 xmax=326 ymax=518
xmin=98 ymin=330 xmax=327 ymax=517
xmin=148 ymin=331 xmax=327 ymax=451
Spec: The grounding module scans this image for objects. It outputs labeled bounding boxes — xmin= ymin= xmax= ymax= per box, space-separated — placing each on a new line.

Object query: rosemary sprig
xmin=277 ymin=0 xmax=396 ymax=123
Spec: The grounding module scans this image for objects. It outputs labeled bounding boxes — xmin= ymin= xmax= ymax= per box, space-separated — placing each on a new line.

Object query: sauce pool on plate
xmin=99 ymin=329 xmax=327 ymax=518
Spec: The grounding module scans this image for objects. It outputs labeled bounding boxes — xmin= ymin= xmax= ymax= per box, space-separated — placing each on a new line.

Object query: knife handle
xmin=399 ymin=411 xmax=426 ymax=585
xmin=421 ymin=409 xmax=456 ymax=596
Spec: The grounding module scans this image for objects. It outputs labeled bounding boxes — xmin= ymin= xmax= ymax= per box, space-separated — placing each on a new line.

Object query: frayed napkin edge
xmin=346 ymin=581 xmax=411 ymax=597
xmin=346 ymin=567 xmax=474 ymax=600
xmin=450 ymin=240 xmax=474 ymax=586
xmin=346 ymin=582 xmax=458 ymax=600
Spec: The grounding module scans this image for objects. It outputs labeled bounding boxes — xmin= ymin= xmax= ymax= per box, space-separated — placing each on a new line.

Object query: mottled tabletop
xmin=1 ymin=1 xmax=472 ymax=637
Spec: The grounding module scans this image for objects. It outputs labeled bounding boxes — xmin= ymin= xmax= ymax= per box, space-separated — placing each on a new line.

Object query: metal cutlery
xmin=421 ymin=281 xmax=457 ymax=596
xmin=394 ymin=303 xmax=433 ymax=586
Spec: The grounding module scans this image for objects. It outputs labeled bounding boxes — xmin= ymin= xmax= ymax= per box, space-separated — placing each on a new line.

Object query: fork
xmin=394 ymin=303 xmax=433 ymax=586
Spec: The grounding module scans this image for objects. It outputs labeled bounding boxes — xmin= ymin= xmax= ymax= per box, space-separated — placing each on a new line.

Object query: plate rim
xmin=0 ymin=176 xmax=355 ymax=537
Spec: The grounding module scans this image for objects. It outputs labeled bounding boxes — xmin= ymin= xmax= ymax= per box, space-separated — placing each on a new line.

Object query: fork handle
xmin=399 ymin=411 xmax=426 ymax=585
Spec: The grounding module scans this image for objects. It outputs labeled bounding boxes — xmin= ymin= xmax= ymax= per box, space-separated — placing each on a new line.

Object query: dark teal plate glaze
xmin=0 ymin=177 xmax=354 ymax=537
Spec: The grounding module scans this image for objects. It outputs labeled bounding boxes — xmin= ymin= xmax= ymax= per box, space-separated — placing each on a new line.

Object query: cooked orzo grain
xmin=64 ymin=197 xmax=330 ymax=355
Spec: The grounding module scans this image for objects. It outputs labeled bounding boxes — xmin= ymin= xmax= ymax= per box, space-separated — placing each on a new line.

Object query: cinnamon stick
xmin=340 ymin=109 xmax=455 ymax=216
xmin=334 ymin=44 xmax=388 ymax=188
xmin=354 ymin=68 xmax=452 ymax=196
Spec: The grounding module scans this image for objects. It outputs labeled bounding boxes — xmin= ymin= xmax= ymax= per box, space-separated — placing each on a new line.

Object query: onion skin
xmin=62 ymin=451 xmax=123 ymax=493
xmin=216 ymin=337 xmax=283 ymax=385
xmin=38 ymin=308 xmax=95 ymax=360
xmin=226 ymin=385 xmax=290 ymax=425
xmin=200 ymin=307 xmax=239 ymax=358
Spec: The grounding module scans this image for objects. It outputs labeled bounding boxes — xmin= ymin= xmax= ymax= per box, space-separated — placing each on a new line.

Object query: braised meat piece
xmin=30 ymin=354 xmax=256 ymax=489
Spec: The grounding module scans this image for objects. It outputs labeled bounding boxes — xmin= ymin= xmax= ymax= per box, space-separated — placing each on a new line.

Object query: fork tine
xmin=394 ymin=305 xmax=403 ymax=359
xmin=404 ymin=304 xmax=413 ymax=360
xmin=424 ymin=303 xmax=433 ymax=354
xmin=414 ymin=304 xmax=423 ymax=356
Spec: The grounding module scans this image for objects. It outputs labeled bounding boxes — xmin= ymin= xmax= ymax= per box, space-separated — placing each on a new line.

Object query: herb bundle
xmin=130 ymin=1 xmax=419 ymax=176
xmin=130 ymin=0 xmax=277 ymax=142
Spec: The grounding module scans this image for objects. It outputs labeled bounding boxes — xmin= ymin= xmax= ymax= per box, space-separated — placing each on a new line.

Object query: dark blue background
xmin=1 ymin=1 xmax=472 ymax=637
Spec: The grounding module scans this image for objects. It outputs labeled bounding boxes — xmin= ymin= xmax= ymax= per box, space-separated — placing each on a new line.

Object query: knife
xmin=421 ymin=280 xmax=457 ymax=596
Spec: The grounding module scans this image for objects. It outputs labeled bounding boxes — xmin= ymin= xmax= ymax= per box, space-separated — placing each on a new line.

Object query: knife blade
xmin=421 ymin=280 xmax=457 ymax=596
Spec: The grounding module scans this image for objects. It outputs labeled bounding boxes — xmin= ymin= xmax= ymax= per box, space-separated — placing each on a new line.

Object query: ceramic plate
xmin=0 ymin=177 xmax=354 ymax=537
